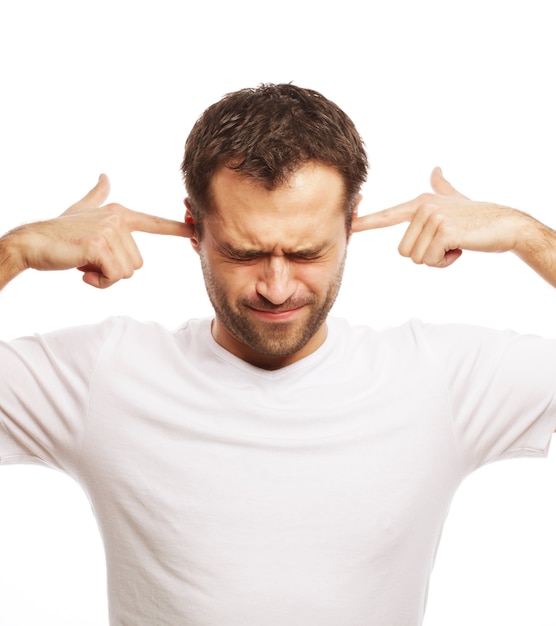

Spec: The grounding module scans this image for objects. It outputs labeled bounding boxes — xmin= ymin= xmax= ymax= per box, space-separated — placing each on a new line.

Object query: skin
xmin=352 ymin=167 xmax=556 ymax=286
xmin=186 ymin=163 xmax=359 ymax=370
xmin=1 ymin=163 xmax=555 ymax=371
xmin=0 ymin=174 xmax=193 ymax=290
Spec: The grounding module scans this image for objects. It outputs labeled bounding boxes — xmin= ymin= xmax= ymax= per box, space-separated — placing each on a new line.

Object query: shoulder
xmin=328 ymin=316 xmax=556 ymax=373
xmin=18 ymin=316 xmax=189 ymax=365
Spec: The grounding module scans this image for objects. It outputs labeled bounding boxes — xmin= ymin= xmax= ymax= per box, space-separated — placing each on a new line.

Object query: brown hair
xmin=181 ymin=83 xmax=368 ymax=237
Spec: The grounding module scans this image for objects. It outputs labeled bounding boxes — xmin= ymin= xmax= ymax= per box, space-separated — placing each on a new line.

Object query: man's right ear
xmin=184 ymin=198 xmax=200 ymax=253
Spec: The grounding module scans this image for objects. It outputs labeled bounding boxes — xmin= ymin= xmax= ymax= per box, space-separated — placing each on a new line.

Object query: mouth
xmin=247 ymin=305 xmax=306 ymax=322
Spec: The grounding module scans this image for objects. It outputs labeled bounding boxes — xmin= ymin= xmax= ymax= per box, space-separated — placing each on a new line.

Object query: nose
xmin=256 ymin=255 xmax=296 ymax=305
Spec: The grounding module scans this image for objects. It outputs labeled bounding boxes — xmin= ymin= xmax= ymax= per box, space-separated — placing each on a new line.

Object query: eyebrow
xmin=220 ymin=242 xmax=331 ymax=259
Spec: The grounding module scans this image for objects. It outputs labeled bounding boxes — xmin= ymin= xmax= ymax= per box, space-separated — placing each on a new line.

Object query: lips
xmin=248 ymin=305 xmax=306 ymax=321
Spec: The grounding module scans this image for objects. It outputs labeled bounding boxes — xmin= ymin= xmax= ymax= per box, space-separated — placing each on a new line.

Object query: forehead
xmin=206 ymin=162 xmax=347 ymax=250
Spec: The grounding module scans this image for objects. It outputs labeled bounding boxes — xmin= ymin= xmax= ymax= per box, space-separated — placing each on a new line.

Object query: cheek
xmin=295 ymin=262 xmax=343 ymax=295
xmin=216 ymin=264 xmax=261 ymax=297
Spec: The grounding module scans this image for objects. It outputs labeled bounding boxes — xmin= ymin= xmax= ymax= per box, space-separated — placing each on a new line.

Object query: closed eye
xmin=220 ymin=247 xmax=265 ymax=263
xmin=286 ymin=252 xmax=324 ymax=262
xmin=220 ymin=244 xmax=331 ymax=263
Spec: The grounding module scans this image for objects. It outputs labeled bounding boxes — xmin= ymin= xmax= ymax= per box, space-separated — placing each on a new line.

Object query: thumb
xmin=430 ymin=167 xmax=469 ymax=199
xmin=67 ymin=173 xmax=111 ymax=211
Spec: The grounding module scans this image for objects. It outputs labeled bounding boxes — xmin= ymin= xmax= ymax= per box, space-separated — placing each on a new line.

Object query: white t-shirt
xmin=1 ymin=316 xmax=556 ymax=625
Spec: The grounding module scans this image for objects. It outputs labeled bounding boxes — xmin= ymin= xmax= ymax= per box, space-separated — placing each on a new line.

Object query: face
xmin=188 ymin=162 xmax=359 ymax=370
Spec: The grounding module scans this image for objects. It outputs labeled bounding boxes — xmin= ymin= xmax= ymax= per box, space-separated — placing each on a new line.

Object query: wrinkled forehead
xmin=205 ymin=162 xmax=348 ymax=249
xmin=209 ymin=162 xmax=346 ymax=220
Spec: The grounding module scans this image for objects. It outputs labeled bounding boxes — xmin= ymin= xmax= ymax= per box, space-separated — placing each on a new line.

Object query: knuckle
xmin=416 ymin=192 xmax=434 ymax=205
xmin=85 ymin=232 xmax=110 ymax=254
xmin=429 ymin=212 xmax=446 ymax=229
xmin=104 ymin=212 xmax=125 ymax=229
xmin=107 ymin=270 xmax=125 ymax=284
xmin=422 ymin=253 xmax=436 ymax=267
xmin=123 ymin=266 xmax=135 ymax=279
xmin=100 ymin=204 xmax=128 ymax=228
xmin=397 ymin=242 xmax=410 ymax=257
xmin=104 ymin=202 xmax=124 ymax=213
xmin=99 ymin=277 xmax=118 ymax=289
xmin=415 ymin=194 xmax=438 ymax=217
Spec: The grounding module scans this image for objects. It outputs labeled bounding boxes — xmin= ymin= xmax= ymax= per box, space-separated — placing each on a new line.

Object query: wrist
xmin=0 ymin=228 xmax=30 ymax=288
xmin=512 ymin=211 xmax=549 ymax=257
xmin=511 ymin=212 xmax=556 ymax=287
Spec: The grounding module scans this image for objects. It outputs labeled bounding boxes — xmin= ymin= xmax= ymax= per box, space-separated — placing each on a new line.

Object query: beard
xmin=200 ymin=255 xmax=346 ymax=358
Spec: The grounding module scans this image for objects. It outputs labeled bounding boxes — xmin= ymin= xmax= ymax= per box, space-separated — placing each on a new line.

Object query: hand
xmin=352 ymin=167 xmax=528 ymax=268
xmin=8 ymin=174 xmax=193 ymax=289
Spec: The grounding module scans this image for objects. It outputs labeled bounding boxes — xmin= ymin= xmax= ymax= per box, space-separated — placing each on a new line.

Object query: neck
xmin=211 ymin=318 xmax=328 ymax=370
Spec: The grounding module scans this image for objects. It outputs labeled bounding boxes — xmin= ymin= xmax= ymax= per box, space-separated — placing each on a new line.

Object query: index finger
xmin=351 ymin=201 xmax=416 ymax=233
xmin=128 ymin=210 xmax=195 ymax=238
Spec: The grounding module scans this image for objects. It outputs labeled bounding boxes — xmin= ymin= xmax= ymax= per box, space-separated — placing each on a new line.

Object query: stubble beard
xmin=200 ymin=256 xmax=346 ymax=358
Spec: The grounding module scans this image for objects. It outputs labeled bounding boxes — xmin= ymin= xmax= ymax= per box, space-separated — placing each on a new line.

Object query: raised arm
xmin=0 ymin=175 xmax=193 ymax=291
xmin=352 ymin=168 xmax=556 ymax=287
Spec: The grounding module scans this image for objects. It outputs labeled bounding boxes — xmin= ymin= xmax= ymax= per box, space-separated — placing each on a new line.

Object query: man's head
xmin=181 ymin=84 xmax=368 ymax=369
xmin=181 ymin=83 xmax=368 ymax=238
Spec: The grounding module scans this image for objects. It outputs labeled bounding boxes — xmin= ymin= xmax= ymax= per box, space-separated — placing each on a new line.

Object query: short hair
xmin=181 ymin=83 xmax=368 ymax=237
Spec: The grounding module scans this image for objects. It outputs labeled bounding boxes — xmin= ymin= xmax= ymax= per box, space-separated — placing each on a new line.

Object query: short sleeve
xmin=420 ymin=322 xmax=556 ymax=473
xmin=0 ymin=319 xmax=114 ymax=474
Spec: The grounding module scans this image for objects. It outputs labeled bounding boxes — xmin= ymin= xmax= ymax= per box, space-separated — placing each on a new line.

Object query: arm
xmin=352 ymin=168 xmax=556 ymax=287
xmin=0 ymin=174 xmax=193 ymax=291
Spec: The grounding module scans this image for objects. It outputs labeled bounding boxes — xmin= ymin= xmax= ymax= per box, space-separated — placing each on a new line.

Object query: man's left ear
xmin=353 ymin=194 xmax=363 ymax=218
xmin=349 ymin=194 xmax=363 ymax=238
xmin=184 ymin=198 xmax=200 ymax=253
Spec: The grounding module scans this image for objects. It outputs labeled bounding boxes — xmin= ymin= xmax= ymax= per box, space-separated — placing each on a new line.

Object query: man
xmin=1 ymin=83 xmax=555 ymax=625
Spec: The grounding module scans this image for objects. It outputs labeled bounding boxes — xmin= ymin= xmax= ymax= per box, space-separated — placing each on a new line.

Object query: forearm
xmin=513 ymin=214 xmax=556 ymax=288
xmin=0 ymin=230 xmax=27 ymax=291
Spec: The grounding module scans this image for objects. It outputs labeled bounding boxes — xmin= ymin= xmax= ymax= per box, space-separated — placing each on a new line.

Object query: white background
xmin=0 ymin=0 xmax=555 ymax=624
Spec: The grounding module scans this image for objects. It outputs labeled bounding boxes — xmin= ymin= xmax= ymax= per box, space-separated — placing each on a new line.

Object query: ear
xmin=184 ymin=198 xmax=200 ymax=254
xmin=352 ymin=194 xmax=363 ymax=219
xmin=348 ymin=194 xmax=364 ymax=240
